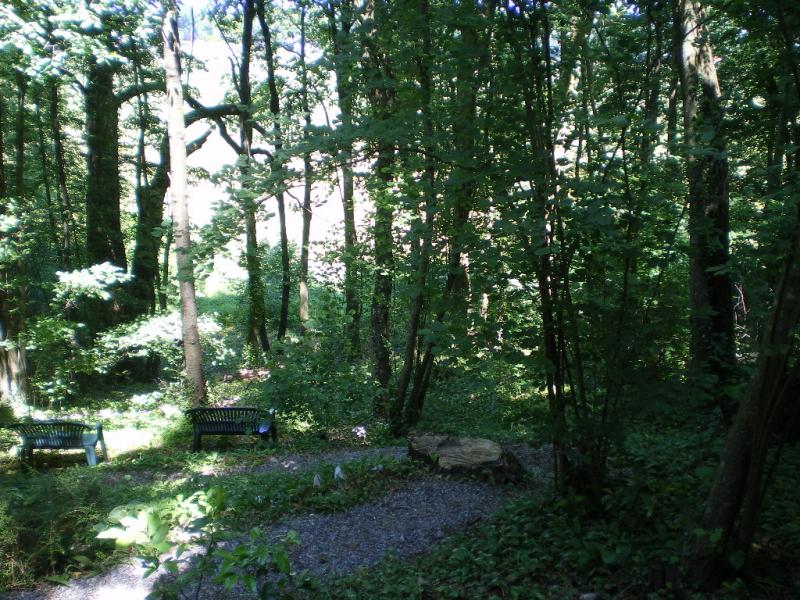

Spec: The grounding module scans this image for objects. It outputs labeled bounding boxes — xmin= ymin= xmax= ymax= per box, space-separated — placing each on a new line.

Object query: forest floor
xmin=5 ymin=442 xmax=553 ymax=600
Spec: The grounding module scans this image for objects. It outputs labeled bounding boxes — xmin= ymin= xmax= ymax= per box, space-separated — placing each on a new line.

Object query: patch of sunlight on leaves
xmin=54 ymin=262 xmax=131 ymax=303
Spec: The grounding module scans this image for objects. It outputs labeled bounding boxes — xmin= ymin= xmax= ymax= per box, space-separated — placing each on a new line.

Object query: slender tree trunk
xmin=0 ymin=74 xmax=30 ymax=402
xmin=0 ymin=92 xmax=5 ymax=197
xmin=690 ymin=4 xmax=800 ymax=586
xmin=667 ymin=72 xmax=679 ymax=150
xmin=690 ymin=201 xmax=800 ymax=589
xmin=370 ymin=143 xmax=394 ymax=405
xmin=507 ymin=6 xmax=570 ymax=494
xmin=676 ymin=0 xmax=736 ymax=418
xmin=159 ymin=214 xmax=172 ymax=312
xmin=49 ymin=81 xmax=74 ymax=268
xmin=361 ymin=0 xmax=397 ymax=412
xmin=326 ymin=0 xmax=361 ymax=355
xmin=239 ymin=0 xmax=271 ymax=356
xmin=766 ymin=79 xmax=789 ymax=195
xmin=163 ymin=9 xmax=207 ymax=406
xmin=391 ymin=0 xmax=435 ymax=432
xmin=398 ymin=4 xmax=484 ymax=428
xmin=256 ymin=0 xmax=291 ymax=341
xmin=299 ymin=3 xmax=313 ymax=336
xmin=34 ymin=95 xmax=60 ymax=258
xmin=0 ymin=90 xmax=10 ymax=402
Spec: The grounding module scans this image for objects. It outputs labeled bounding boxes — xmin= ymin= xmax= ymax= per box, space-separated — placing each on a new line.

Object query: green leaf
xmin=729 ymin=550 xmax=745 ymax=570
xmin=274 ymin=549 xmax=290 ymax=574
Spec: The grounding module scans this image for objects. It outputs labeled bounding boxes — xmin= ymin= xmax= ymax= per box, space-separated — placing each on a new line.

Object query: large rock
xmin=408 ymin=433 xmax=525 ymax=483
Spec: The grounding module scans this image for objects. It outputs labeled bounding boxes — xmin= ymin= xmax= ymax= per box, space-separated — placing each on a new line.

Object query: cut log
xmin=408 ymin=433 xmax=525 ymax=483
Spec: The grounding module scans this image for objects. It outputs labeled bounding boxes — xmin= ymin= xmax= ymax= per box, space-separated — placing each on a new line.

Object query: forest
xmin=1 ymin=0 xmax=799 ymax=597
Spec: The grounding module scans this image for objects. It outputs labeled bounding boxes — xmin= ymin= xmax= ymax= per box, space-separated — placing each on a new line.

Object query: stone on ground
xmin=408 ymin=433 xmax=525 ymax=483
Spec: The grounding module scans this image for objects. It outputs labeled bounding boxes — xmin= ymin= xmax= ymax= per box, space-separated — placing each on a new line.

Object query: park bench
xmin=7 ymin=421 xmax=107 ymax=466
xmin=186 ymin=407 xmax=277 ymax=451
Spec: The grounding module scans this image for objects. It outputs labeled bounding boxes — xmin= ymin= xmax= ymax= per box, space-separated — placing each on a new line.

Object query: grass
xmin=3 ymin=347 xmax=799 ymax=599
xmin=0 ymin=367 xmax=419 ymax=592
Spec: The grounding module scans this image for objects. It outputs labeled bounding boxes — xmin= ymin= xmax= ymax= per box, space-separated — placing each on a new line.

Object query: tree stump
xmin=408 ymin=433 xmax=525 ymax=483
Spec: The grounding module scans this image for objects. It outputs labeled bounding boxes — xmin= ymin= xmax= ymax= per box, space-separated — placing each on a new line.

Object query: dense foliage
xmin=1 ymin=0 xmax=800 ymax=596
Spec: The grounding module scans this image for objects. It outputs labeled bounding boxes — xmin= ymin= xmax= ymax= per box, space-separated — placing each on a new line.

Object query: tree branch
xmin=115 ymin=80 xmax=164 ymax=106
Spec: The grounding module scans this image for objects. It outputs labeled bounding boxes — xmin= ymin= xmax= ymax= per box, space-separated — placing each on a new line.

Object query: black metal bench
xmin=186 ymin=407 xmax=277 ymax=451
xmin=7 ymin=421 xmax=107 ymax=466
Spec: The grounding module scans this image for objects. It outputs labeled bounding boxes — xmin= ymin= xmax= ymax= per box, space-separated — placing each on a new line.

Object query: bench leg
xmin=271 ymin=424 xmax=278 ymax=444
xmin=98 ymin=439 xmax=108 ymax=462
xmin=192 ymin=432 xmax=202 ymax=452
xmin=85 ymin=446 xmax=98 ymax=467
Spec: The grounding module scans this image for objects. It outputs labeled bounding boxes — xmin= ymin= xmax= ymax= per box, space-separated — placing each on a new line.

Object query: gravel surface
xmin=5 ymin=443 xmax=551 ymax=600
xmin=268 ymin=477 xmax=509 ymax=579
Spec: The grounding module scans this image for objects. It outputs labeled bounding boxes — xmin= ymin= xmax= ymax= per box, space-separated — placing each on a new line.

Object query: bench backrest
xmin=186 ymin=407 xmax=269 ymax=423
xmin=10 ymin=421 xmax=91 ymax=449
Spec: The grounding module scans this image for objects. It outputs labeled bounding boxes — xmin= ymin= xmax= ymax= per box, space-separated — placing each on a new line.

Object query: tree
xmin=361 ymin=0 xmax=397 ymax=412
xmin=162 ymin=6 xmax=207 ymax=406
xmin=675 ymin=0 xmax=736 ymax=417
xmin=298 ymin=0 xmax=313 ymax=336
xmin=324 ymin=0 xmax=362 ymax=356
xmin=256 ymin=0 xmax=292 ymax=341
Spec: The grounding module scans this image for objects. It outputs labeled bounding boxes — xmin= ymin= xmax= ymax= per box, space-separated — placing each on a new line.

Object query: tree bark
xmin=256 ymin=0 xmax=291 ymax=341
xmin=34 ymin=94 xmax=60 ymax=258
xmin=163 ymin=8 xmax=207 ymax=406
xmin=85 ymin=59 xmax=126 ymax=270
xmin=0 ymin=74 xmax=30 ymax=402
xmin=0 ymin=92 xmax=5 ymax=198
xmin=391 ymin=0 xmax=435 ymax=432
xmin=690 ymin=193 xmax=800 ymax=590
xmin=676 ymin=0 xmax=736 ymax=418
xmin=326 ymin=0 xmax=361 ymax=355
xmin=363 ymin=0 xmax=396 ymax=412
xmin=130 ymin=129 xmax=211 ymax=317
xmin=49 ymin=81 xmax=75 ymax=269
xmin=299 ymin=3 xmax=313 ymax=336
xmin=238 ymin=0 xmax=271 ymax=356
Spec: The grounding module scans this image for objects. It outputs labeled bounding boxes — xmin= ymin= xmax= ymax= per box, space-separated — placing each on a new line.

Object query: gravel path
xmin=6 ymin=444 xmax=550 ymax=600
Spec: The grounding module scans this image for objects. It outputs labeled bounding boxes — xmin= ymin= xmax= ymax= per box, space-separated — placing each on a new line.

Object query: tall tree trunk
xmin=506 ymin=5 xmax=571 ymax=494
xmin=240 ymin=0 xmax=271 ymax=356
xmin=370 ymin=144 xmax=394 ymax=406
xmin=85 ymin=59 xmax=126 ymax=270
xmin=676 ymin=0 xmax=736 ymax=418
xmin=34 ymin=94 xmax=60 ymax=258
xmin=363 ymin=0 xmax=396 ymax=413
xmin=163 ymin=8 xmax=207 ymax=406
xmin=0 ymin=90 xmax=10 ymax=402
xmin=689 ymin=196 xmax=800 ymax=589
xmin=0 ymin=92 xmax=5 ymax=198
xmin=130 ymin=60 xmax=155 ymax=317
xmin=391 ymin=0 xmax=435 ymax=432
xmin=299 ymin=3 xmax=313 ymax=336
xmin=396 ymin=3 xmax=484 ymax=429
xmin=326 ymin=0 xmax=361 ymax=355
xmin=159 ymin=213 xmax=172 ymax=312
xmin=0 ymin=74 xmax=30 ymax=402
xmin=256 ymin=0 xmax=291 ymax=341
xmin=49 ymin=81 xmax=75 ymax=269
xmin=689 ymin=4 xmax=800 ymax=587
xmin=131 ymin=101 xmax=229 ymax=317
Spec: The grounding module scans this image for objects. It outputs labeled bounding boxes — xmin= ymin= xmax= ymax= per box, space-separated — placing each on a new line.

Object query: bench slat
xmin=5 ymin=420 xmax=106 ymax=466
xmin=186 ymin=407 xmax=277 ymax=450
